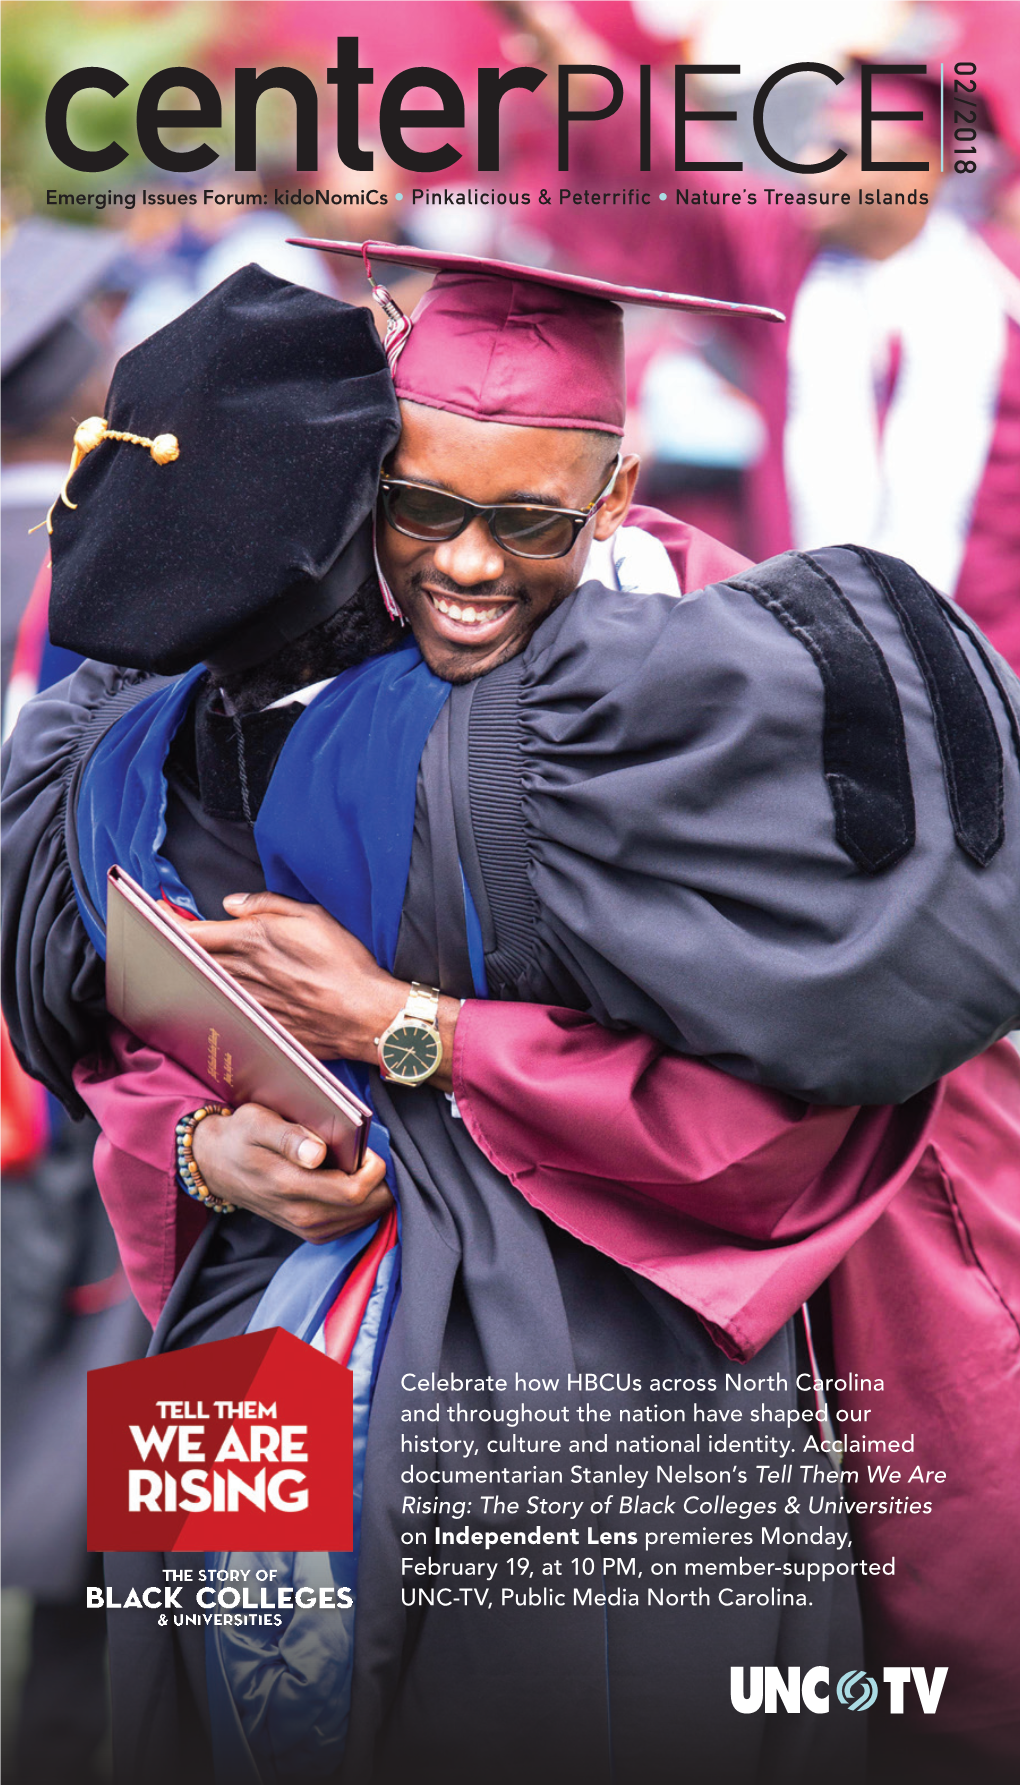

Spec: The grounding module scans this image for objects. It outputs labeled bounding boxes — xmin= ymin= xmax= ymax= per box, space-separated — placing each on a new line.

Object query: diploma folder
xmin=105 ymin=866 xmax=370 ymax=1172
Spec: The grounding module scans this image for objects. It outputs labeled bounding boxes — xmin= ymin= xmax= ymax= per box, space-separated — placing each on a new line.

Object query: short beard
xmin=402 ymin=565 xmax=538 ymax=684
xmin=216 ymin=575 xmax=402 ymax=714
xmin=423 ymin=627 xmax=537 ymax=685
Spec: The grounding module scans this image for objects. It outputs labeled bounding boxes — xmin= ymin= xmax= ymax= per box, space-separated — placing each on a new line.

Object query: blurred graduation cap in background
xmin=1 ymin=219 xmax=128 ymax=706
xmin=1 ymin=217 xmax=125 ymax=434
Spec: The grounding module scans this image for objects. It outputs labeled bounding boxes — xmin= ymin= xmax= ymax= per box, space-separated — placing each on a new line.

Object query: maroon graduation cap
xmin=290 ymin=237 xmax=784 ymax=437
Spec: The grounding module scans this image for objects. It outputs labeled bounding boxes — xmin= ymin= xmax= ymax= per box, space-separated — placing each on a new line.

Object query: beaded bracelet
xmin=175 ymin=1105 xmax=236 ymax=1214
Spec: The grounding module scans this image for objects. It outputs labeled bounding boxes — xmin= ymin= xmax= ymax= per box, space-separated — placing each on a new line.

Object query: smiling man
xmin=4 ymin=252 xmax=1020 ymax=1785
xmin=379 ymin=405 xmax=626 ymax=678
xmin=358 ymin=241 xmax=756 ymax=683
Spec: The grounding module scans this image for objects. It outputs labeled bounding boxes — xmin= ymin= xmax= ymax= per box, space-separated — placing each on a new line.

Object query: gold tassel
xmin=30 ymin=417 xmax=180 ymax=537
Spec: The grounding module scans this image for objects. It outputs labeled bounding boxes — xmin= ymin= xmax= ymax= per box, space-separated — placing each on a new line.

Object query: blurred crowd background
xmin=2 ymin=3 xmax=1019 ymax=1781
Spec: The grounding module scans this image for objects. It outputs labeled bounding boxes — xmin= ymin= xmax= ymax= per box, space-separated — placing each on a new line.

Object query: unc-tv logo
xmin=731 ymin=1666 xmax=948 ymax=1714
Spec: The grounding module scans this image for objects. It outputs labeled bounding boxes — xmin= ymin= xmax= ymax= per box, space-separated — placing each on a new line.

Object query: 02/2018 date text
xmin=952 ymin=63 xmax=980 ymax=174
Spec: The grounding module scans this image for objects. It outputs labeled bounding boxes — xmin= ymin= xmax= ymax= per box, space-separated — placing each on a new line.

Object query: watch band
xmin=403 ymin=981 xmax=440 ymax=1024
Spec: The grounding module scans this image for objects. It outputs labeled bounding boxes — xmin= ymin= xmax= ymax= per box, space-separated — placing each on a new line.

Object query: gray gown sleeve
xmin=514 ymin=546 xmax=1020 ymax=1105
xmin=1 ymin=661 xmax=135 ymax=1109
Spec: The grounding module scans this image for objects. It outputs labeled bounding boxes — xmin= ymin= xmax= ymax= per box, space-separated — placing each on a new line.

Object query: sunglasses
xmin=378 ymin=455 xmax=621 ymax=561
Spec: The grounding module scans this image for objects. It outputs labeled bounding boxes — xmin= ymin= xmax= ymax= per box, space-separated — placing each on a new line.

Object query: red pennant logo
xmin=88 ymin=1329 xmax=352 ymax=1552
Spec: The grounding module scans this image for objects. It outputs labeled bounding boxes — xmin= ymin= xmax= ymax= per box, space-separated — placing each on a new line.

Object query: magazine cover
xmin=2 ymin=3 xmax=1019 ymax=1783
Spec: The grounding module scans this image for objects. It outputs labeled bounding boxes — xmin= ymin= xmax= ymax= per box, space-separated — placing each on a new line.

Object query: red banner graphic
xmin=87 ymin=1328 xmax=353 ymax=1551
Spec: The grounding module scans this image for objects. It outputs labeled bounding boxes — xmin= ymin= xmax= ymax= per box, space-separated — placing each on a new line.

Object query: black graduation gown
xmin=7 ymin=548 xmax=1019 ymax=1785
xmin=98 ymin=675 xmax=864 ymax=1785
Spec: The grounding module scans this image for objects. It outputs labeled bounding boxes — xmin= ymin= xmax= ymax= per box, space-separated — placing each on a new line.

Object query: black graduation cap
xmin=47 ymin=265 xmax=401 ymax=675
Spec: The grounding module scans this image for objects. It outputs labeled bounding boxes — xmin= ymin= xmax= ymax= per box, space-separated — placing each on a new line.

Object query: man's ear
xmin=593 ymin=454 xmax=640 ymax=540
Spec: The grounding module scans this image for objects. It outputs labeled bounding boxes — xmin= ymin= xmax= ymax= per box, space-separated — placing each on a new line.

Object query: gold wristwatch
xmin=376 ymin=982 xmax=443 ymax=1085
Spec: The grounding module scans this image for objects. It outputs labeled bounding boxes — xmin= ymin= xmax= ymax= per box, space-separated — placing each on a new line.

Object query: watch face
xmin=380 ymin=1021 xmax=441 ymax=1084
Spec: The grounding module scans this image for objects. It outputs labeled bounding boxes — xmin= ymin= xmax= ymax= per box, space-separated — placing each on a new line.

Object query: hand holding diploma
xmin=186 ymin=891 xmax=460 ymax=1093
xmin=178 ymin=889 xmax=462 ymax=1237
xmin=190 ymin=1104 xmax=393 ymax=1244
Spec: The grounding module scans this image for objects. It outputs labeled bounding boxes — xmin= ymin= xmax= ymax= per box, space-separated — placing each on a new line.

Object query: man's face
xmin=377 ymin=401 xmax=638 ymax=683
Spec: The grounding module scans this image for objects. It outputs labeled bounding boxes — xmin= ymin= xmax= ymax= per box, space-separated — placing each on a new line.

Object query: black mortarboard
xmin=47 ymin=265 xmax=401 ymax=675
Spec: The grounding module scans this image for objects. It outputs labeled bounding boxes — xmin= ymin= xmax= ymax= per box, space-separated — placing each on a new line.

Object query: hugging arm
xmin=75 ymin=938 xmax=939 ymax=1353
